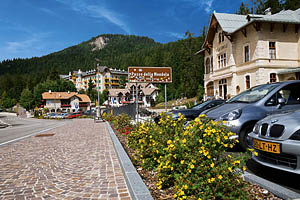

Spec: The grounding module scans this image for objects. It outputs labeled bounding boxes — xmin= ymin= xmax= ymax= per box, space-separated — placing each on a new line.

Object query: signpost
xmin=128 ymin=67 xmax=172 ymax=122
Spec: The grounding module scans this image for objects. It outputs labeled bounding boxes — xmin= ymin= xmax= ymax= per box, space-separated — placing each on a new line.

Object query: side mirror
xmin=278 ymin=97 xmax=286 ymax=105
xmin=277 ymin=97 xmax=286 ymax=109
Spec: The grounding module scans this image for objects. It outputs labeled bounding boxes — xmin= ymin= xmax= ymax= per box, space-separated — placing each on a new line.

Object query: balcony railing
xmin=61 ymin=104 xmax=71 ymax=107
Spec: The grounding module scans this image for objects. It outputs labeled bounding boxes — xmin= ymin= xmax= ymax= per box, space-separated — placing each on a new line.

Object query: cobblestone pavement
xmin=0 ymin=119 xmax=131 ymax=200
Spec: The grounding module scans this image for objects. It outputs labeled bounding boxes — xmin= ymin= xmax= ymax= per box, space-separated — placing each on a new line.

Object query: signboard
xmin=128 ymin=67 xmax=172 ymax=83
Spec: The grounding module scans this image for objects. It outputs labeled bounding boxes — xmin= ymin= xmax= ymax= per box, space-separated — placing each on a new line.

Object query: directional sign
xmin=128 ymin=67 xmax=172 ymax=83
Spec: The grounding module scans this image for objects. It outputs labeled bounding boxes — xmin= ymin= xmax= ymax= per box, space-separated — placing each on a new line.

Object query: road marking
xmin=0 ymin=123 xmax=66 ymax=146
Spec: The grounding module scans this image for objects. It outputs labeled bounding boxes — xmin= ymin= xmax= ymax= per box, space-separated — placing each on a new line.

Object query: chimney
xmin=68 ymin=91 xmax=70 ymax=94
xmin=49 ymin=90 xmax=52 ymax=94
xmin=264 ymin=7 xmax=271 ymax=15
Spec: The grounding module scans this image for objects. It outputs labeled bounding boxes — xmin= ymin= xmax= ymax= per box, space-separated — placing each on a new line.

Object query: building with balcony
xmin=108 ymin=83 xmax=159 ymax=107
xmin=60 ymin=66 xmax=128 ymax=93
xmin=41 ymin=91 xmax=91 ymax=112
xmin=198 ymin=8 xmax=300 ymax=100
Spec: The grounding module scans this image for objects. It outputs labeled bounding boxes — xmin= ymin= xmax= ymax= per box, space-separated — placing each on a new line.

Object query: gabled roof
xmin=214 ymin=12 xmax=248 ymax=33
xmin=199 ymin=8 xmax=300 ymax=52
xmin=108 ymin=89 xmax=130 ymax=97
xmin=42 ymin=92 xmax=91 ymax=103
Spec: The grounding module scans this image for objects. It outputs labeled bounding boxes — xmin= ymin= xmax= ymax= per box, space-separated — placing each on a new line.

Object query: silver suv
xmin=202 ymin=80 xmax=300 ymax=150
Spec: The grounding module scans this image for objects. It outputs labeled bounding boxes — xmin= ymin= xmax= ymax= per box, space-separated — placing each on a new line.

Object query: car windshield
xmin=227 ymin=83 xmax=280 ymax=103
xmin=192 ymin=101 xmax=211 ymax=110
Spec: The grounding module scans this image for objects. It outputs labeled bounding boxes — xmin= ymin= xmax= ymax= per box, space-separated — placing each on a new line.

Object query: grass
xmin=154 ymin=97 xmax=198 ymax=109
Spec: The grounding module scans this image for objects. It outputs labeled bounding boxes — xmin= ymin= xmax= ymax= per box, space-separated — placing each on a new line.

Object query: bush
xmin=112 ymin=113 xmax=132 ymax=130
xmin=127 ymin=113 xmax=251 ymax=199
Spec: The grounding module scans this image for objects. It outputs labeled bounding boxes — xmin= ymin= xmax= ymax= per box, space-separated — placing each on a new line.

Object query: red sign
xmin=128 ymin=67 xmax=172 ymax=83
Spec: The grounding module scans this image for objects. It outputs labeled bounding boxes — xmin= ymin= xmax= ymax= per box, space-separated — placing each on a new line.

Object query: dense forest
xmin=0 ymin=33 xmax=204 ymax=109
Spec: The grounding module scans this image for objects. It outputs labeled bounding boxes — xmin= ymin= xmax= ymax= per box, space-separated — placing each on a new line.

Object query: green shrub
xmin=113 ymin=113 xmax=132 ymax=130
xmin=127 ymin=113 xmax=251 ymax=199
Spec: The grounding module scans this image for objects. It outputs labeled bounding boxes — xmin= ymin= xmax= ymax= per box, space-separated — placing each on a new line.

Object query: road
xmin=0 ymin=113 xmax=67 ymax=145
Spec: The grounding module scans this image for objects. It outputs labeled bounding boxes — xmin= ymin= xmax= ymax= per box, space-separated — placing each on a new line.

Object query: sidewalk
xmin=0 ymin=119 xmax=131 ymax=200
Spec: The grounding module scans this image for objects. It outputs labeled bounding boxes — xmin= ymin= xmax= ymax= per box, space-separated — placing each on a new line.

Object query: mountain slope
xmin=0 ymin=33 xmax=204 ymax=102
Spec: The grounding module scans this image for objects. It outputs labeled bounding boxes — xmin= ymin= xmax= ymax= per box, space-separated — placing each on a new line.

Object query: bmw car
xmin=249 ymin=110 xmax=300 ymax=174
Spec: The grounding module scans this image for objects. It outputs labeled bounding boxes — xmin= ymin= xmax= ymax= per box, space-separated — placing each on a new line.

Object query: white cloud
xmin=0 ymin=32 xmax=52 ymax=61
xmin=55 ymin=0 xmax=131 ymax=34
xmin=166 ymin=32 xmax=184 ymax=39
xmin=173 ymin=0 xmax=214 ymax=14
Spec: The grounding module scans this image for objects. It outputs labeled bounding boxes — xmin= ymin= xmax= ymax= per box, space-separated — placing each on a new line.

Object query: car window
xmin=192 ymin=101 xmax=211 ymax=110
xmin=227 ymin=83 xmax=279 ymax=103
xmin=265 ymin=83 xmax=300 ymax=106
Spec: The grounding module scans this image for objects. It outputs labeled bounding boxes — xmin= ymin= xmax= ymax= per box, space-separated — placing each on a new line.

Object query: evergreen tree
xmin=20 ymin=88 xmax=34 ymax=111
xmin=283 ymin=0 xmax=300 ymax=10
xmin=237 ymin=2 xmax=251 ymax=14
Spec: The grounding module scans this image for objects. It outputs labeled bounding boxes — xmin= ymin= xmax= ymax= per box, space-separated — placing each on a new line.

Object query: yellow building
xmin=61 ymin=66 xmax=128 ymax=92
xmin=198 ymin=8 xmax=300 ymax=100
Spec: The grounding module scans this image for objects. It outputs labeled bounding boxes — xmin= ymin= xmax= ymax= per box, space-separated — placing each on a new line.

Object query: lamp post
xmin=95 ymin=59 xmax=101 ymax=118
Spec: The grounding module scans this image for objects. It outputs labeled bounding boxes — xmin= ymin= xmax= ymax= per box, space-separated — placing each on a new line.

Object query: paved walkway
xmin=0 ymin=119 xmax=131 ymax=200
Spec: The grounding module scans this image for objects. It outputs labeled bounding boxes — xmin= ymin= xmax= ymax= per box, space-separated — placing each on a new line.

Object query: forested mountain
xmin=0 ymin=33 xmax=205 ymax=106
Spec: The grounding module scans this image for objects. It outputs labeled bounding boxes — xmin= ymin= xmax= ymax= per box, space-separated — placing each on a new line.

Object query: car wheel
xmin=239 ymin=124 xmax=254 ymax=151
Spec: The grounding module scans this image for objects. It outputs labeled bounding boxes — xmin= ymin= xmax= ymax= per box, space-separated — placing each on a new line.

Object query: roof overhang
xmin=277 ymin=67 xmax=300 ymax=75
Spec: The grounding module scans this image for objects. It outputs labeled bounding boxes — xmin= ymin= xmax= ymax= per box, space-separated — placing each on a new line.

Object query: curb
xmin=106 ymin=122 xmax=153 ymax=200
xmin=243 ymin=171 xmax=300 ymax=200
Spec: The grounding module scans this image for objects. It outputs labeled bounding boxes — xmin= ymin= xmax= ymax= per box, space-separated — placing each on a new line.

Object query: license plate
xmin=253 ymin=139 xmax=281 ymax=154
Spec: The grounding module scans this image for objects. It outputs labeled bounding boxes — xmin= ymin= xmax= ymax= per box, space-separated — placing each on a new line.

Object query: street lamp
xmin=95 ymin=58 xmax=101 ymax=119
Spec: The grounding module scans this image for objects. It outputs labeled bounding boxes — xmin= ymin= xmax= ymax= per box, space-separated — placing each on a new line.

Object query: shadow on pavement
xmin=246 ymin=159 xmax=300 ymax=193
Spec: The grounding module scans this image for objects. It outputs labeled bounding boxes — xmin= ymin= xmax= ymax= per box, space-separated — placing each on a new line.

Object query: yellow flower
xmin=218 ymin=175 xmax=223 ymax=180
xmin=183 ymin=184 xmax=188 ymax=190
xmin=248 ymin=148 xmax=254 ymax=152
xmin=199 ymin=114 xmax=206 ymax=118
xmin=157 ymin=185 xmax=162 ymax=189
xmin=188 ymin=169 xmax=191 ymax=173
xmin=190 ymin=164 xmax=195 ymax=169
xmin=171 ymin=167 xmax=174 ymax=171
xmin=243 ymin=166 xmax=247 ymax=171
xmin=182 ymin=138 xmax=186 ymax=144
xmin=228 ymin=167 xmax=233 ymax=173
xmin=178 ymin=113 xmax=182 ymax=116
xmin=207 ymin=155 xmax=211 ymax=159
xmin=199 ymin=139 xmax=202 ymax=143
xmin=179 ymin=190 xmax=185 ymax=196
xmin=142 ymin=159 xmax=145 ymax=163
xmin=173 ymin=194 xmax=178 ymax=198
xmin=167 ymin=140 xmax=172 ymax=144
xmin=254 ymin=152 xmax=258 ymax=156
xmin=210 ymin=163 xmax=214 ymax=168
xmin=180 ymin=160 xmax=185 ymax=164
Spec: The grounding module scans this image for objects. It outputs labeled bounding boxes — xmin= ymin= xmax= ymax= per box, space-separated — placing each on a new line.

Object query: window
xmin=205 ymin=58 xmax=211 ymax=74
xmin=244 ymin=45 xmax=250 ymax=62
xmin=210 ymin=57 xmax=213 ymax=73
xmin=219 ymin=32 xmax=225 ymax=43
xmin=270 ymin=73 xmax=277 ymax=83
xmin=218 ymin=53 xmax=227 ymax=68
xmin=218 ymin=79 xmax=227 ymax=99
xmin=245 ymin=75 xmax=250 ymax=89
xmin=266 ymin=83 xmax=300 ymax=106
xmin=269 ymin=42 xmax=276 ymax=59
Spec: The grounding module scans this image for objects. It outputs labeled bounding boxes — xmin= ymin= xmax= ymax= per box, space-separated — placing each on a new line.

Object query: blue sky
xmin=0 ymin=0 xmax=243 ymax=61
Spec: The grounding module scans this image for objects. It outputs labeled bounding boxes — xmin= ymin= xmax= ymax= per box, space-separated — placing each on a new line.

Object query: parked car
xmin=154 ymin=99 xmax=225 ymax=123
xmin=83 ymin=110 xmax=96 ymax=116
xmin=249 ymin=109 xmax=300 ymax=174
xmin=202 ymin=80 xmax=300 ymax=150
xmin=44 ymin=113 xmax=56 ymax=119
xmin=0 ymin=108 xmax=3 ymax=112
xmin=71 ymin=112 xmax=82 ymax=118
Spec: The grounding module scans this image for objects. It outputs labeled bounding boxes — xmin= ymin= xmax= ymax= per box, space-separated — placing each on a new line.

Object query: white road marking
xmin=0 ymin=122 xmax=66 ymax=146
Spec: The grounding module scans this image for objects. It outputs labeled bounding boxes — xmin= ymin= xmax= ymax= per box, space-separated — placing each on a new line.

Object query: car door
xmin=264 ymin=83 xmax=300 ymax=115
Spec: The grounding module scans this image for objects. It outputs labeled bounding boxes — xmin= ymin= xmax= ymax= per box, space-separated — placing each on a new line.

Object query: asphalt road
xmin=0 ymin=113 xmax=67 ymax=145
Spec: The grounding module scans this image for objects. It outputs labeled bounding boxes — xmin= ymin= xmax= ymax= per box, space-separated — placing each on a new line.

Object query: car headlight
xmin=290 ymin=129 xmax=300 ymax=140
xmin=220 ymin=109 xmax=242 ymax=121
xmin=172 ymin=113 xmax=179 ymax=120
xmin=253 ymin=123 xmax=260 ymax=134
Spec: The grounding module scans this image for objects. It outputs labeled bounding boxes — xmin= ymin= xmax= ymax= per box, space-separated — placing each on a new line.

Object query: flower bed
xmin=104 ymin=113 xmax=282 ymax=200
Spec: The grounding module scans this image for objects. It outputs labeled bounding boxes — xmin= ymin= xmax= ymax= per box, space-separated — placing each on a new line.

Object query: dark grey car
xmin=202 ymin=80 xmax=300 ymax=150
xmin=249 ymin=110 xmax=300 ymax=174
